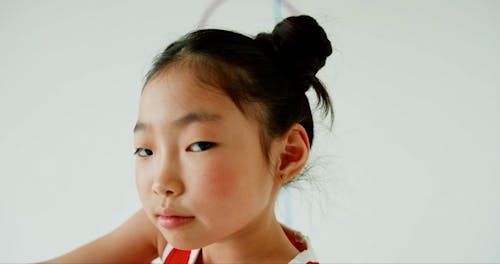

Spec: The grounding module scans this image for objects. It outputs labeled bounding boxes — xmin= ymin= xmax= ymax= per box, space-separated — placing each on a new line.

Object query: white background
xmin=1 ymin=0 xmax=499 ymax=262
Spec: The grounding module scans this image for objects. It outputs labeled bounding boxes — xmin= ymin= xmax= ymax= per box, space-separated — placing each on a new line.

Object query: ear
xmin=274 ymin=124 xmax=310 ymax=183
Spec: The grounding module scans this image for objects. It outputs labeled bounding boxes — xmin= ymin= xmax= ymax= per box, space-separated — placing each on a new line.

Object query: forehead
xmin=138 ymin=67 xmax=243 ymax=128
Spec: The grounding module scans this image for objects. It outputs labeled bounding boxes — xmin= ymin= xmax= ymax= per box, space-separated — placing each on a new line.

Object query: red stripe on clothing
xmin=164 ymin=248 xmax=191 ymax=264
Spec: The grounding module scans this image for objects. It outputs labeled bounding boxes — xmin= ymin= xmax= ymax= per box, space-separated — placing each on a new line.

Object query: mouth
xmin=157 ymin=215 xmax=195 ymax=229
xmin=155 ymin=208 xmax=195 ymax=229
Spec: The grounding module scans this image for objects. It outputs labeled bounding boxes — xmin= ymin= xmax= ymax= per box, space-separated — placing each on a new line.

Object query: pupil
xmin=200 ymin=142 xmax=212 ymax=150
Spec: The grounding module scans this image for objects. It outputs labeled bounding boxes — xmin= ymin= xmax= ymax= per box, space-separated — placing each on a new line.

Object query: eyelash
xmin=133 ymin=148 xmax=153 ymax=157
xmin=187 ymin=141 xmax=216 ymax=152
xmin=133 ymin=141 xmax=216 ymax=157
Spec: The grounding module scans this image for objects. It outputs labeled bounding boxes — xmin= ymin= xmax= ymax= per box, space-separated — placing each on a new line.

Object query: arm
xmin=42 ymin=209 xmax=161 ymax=263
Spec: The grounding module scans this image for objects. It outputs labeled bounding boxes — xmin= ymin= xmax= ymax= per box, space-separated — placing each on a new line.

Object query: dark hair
xmin=144 ymin=15 xmax=333 ymax=162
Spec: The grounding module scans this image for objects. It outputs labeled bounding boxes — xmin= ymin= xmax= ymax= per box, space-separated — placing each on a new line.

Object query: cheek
xmin=190 ymin=155 xmax=239 ymax=198
xmin=186 ymin=150 xmax=272 ymax=210
xmin=135 ymin=162 xmax=152 ymax=205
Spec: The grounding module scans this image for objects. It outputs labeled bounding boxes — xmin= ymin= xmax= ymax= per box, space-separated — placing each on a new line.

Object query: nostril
xmin=152 ymin=182 xmax=166 ymax=195
xmin=152 ymin=178 xmax=183 ymax=196
xmin=152 ymin=182 xmax=177 ymax=196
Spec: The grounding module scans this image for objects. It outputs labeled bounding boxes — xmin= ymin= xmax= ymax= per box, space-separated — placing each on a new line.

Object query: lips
xmin=158 ymin=215 xmax=194 ymax=229
xmin=156 ymin=208 xmax=194 ymax=229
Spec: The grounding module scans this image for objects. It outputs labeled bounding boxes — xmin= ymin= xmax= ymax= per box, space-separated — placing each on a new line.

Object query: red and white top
xmin=161 ymin=228 xmax=319 ymax=264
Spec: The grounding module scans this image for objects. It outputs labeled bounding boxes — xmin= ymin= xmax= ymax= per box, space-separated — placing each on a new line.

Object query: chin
xmin=160 ymin=229 xmax=210 ymax=250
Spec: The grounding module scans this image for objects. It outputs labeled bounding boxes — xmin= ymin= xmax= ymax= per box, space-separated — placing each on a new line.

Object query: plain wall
xmin=1 ymin=0 xmax=499 ymax=262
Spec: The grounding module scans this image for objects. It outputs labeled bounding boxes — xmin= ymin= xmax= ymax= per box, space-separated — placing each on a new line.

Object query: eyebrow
xmin=133 ymin=112 xmax=222 ymax=133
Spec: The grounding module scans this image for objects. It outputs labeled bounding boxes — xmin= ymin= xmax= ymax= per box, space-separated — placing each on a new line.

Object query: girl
xmin=45 ymin=14 xmax=332 ymax=263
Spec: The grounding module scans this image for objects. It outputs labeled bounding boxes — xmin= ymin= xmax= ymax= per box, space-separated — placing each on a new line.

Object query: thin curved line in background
xmin=274 ymin=0 xmax=282 ymax=23
xmin=197 ymin=0 xmax=299 ymax=28
xmin=197 ymin=0 xmax=226 ymax=28
xmin=282 ymin=0 xmax=300 ymax=15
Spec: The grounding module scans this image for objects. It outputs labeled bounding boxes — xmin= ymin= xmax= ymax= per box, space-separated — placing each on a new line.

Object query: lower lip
xmin=158 ymin=215 xmax=195 ymax=229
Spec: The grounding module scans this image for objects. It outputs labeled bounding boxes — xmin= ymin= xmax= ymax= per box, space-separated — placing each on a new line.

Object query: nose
xmin=150 ymin=158 xmax=184 ymax=197
xmin=152 ymin=180 xmax=183 ymax=196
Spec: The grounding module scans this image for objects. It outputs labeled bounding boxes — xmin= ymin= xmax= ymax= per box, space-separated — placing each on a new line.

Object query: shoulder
xmin=156 ymin=231 xmax=168 ymax=259
xmin=43 ymin=209 xmax=162 ymax=262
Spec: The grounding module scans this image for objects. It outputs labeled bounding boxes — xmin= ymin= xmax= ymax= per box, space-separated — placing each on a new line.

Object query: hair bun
xmin=255 ymin=15 xmax=332 ymax=94
xmin=254 ymin=15 xmax=333 ymax=119
xmin=272 ymin=15 xmax=332 ymax=76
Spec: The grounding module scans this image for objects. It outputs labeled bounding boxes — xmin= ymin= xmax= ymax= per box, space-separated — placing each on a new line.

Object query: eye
xmin=187 ymin=141 xmax=216 ymax=152
xmin=134 ymin=148 xmax=153 ymax=157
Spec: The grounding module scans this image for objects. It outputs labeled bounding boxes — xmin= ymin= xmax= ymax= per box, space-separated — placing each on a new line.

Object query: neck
xmin=199 ymin=210 xmax=299 ymax=263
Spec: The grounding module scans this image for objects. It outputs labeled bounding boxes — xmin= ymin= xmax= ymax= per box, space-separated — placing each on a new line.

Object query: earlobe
xmin=276 ymin=124 xmax=310 ymax=183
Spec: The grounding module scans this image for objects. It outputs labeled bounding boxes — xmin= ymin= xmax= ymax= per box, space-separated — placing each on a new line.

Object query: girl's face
xmin=134 ymin=66 xmax=280 ymax=249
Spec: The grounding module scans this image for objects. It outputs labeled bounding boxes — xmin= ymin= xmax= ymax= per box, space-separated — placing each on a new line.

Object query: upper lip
xmin=155 ymin=207 xmax=193 ymax=218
